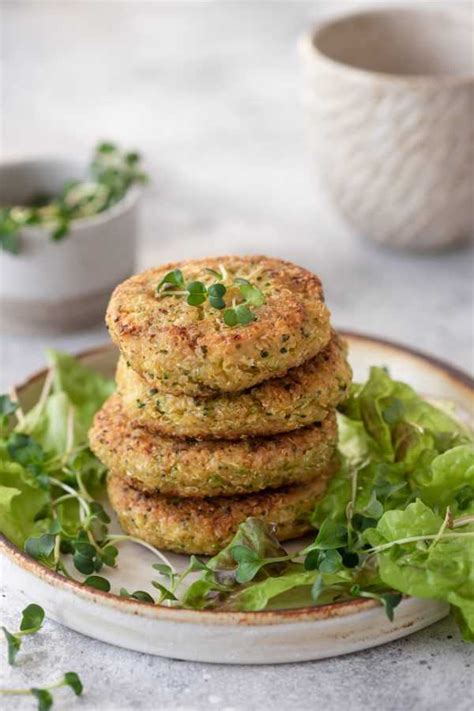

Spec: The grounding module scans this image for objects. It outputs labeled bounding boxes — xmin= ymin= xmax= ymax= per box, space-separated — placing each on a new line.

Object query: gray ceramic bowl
xmin=0 ymin=157 xmax=139 ymax=333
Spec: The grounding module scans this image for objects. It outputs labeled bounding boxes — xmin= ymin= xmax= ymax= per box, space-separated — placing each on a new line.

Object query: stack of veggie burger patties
xmin=89 ymin=256 xmax=352 ymax=555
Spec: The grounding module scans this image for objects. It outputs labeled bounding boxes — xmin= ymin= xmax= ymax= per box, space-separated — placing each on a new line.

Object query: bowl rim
xmin=0 ymin=155 xmax=141 ymax=234
xmin=0 ymin=330 xmax=471 ymax=626
xmin=299 ymin=5 xmax=474 ymax=86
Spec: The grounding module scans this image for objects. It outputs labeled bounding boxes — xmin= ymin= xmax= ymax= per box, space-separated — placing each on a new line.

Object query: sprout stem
xmin=48 ymin=477 xmax=90 ymax=520
xmin=429 ymin=507 xmax=452 ymax=549
xmin=369 ymin=531 xmax=474 ymax=554
xmin=0 ymin=689 xmax=32 ymax=695
xmin=105 ymin=535 xmax=176 ymax=573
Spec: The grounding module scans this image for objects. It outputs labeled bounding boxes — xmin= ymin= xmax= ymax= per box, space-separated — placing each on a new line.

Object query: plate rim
xmin=1 ymin=330 xmax=471 ymax=627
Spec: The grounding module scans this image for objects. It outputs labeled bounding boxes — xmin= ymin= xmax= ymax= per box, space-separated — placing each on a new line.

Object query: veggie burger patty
xmin=116 ymin=332 xmax=351 ymax=440
xmin=106 ymin=255 xmax=331 ymax=396
xmin=106 ymin=460 xmax=337 ymax=555
xmin=90 ymin=395 xmax=338 ymax=497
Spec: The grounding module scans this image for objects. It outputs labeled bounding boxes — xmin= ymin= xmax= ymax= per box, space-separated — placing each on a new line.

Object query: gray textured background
xmin=1 ymin=1 xmax=473 ymax=709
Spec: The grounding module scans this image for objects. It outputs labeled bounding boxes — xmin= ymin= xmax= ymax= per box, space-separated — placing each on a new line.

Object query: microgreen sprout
xmin=156 ymin=268 xmax=185 ymax=292
xmin=104 ymin=534 xmax=176 ymax=571
xmin=17 ymin=412 xmax=175 ymax=592
xmin=229 ymin=545 xmax=291 ymax=584
xmin=156 ymin=268 xmax=265 ymax=326
xmin=304 ymin=519 xmax=349 ymax=552
xmin=233 ymin=278 xmax=265 ymax=306
xmin=24 ymin=534 xmax=56 ymax=563
xmin=117 ymin=557 xmax=210 ymax=606
xmin=0 ymin=671 xmax=83 ymax=710
xmin=119 ymin=588 xmax=155 ymax=603
xmin=83 ymin=575 xmax=111 ymax=592
xmin=366 ymin=529 xmax=474 ymax=553
xmin=204 ymin=267 xmax=224 ymax=280
xmin=207 ymin=282 xmax=226 ymax=309
xmin=350 ymin=585 xmax=402 ymax=622
xmin=2 ymin=604 xmax=45 ymax=665
xmin=150 ymin=556 xmax=210 ymax=603
xmin=0 ymin=141 xmax=147 ymax=255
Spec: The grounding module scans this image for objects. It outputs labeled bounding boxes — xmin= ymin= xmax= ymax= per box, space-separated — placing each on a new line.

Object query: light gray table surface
xmin=1 ymin=2 xmax=473 ymax=710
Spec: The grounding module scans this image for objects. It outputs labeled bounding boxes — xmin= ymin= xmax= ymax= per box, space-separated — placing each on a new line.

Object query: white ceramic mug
xmin=0 ymin=158 xmax=139 ymax=333
xmin=299 ymin=6 xmax=474 ymax=251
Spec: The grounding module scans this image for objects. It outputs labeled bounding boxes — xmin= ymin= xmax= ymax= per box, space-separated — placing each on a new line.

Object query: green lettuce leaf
xmin=411 ymin=445 xmax=474 ymax=515
xmin=225 ymin=567 xmax=355 ymax=611
xmin=47 ymin=350 xmax=114 ymax=433
xmin=19 ymin=393 xmax=81 ymax=458
xmin=183 ymin=563 xmax=355 ymax=612
xmin=208 ymin=518 xmax=288 ymax=586
xmin=366 ymin=500 xmax=474 ymax=640
xmin=314 ymin=368 xmax=473 ymax=529
xmin=338 ymin=413 xmax=381 ymax=465
xmin=312 ymin=455 xmax=409 ymax=528
xmin=2 ymin=350 xmax=472 ymax=639
xmin=0 ymin=461 xmax=51 ymax=548
xmin=341 ymin=367 xmax=470 ymax=461
xmin=18 ymin=351 xmax=114 ymax=456
xmin=0 ymin=351 xmax=113 ymax=550
xmin=227 ymin=569 xmax=317 ymax=611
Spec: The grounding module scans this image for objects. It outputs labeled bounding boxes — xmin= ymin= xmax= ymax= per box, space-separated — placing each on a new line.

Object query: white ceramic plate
xmin=1 ymin=333 xmax=472 ymax=664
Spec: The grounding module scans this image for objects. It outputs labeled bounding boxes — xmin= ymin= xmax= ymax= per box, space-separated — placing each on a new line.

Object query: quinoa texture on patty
xmin=106 ymin=256 xmax=331 ymax=396
xmin=90 ymin=394 xmax=338 ymax=497
xmin=106 ymin=462 xmax=337 ymax=555
xmin=117 ymin=332 xmax=351 ymax=439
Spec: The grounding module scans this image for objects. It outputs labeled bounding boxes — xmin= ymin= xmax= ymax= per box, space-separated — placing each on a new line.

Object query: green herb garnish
xmin=2 ymin=604 xmax=45 ymax=664
xmin=180 ymin=368 xmax=474 ymax=636
xmin=1 ymin=671 xmax=83 ymax=710
xmin=350 ymin=585 xmax=402 ymax=622
xmin=0 ymin=354 xmax=472 ymax=641
xmin=119 ymin=588 xmax=155 ymax=603
xmin=83 ymin=575 xmax=111 ymax=592
xmin=156 ymin=268 xmax=265 ymax=326
xmin=0 ymin=142 xmax=147 ymax=254
xmin=0 ymin=351 xmax=183 ymax=605
xmin=149 ymin=556 xmax=210 ymax=603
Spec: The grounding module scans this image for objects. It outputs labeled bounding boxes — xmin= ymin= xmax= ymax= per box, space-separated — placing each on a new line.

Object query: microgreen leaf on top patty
xmin=156 ymin=266 xmax=265 ymax=326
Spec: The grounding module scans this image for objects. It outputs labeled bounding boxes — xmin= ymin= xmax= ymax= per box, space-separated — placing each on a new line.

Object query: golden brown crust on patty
xmin=106 ymin=256 xmax=331 ymax=396
xmin=90 ymin=394 xmax=338 ymax=497
xmin=107 ymin=464 xmax=337 ymax=555
xmin=117 ymin=333 xmax=351 ymax=440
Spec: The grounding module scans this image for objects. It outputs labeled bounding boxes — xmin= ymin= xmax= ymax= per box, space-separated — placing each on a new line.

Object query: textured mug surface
xmin=0 ymin=158 xmax=139 ymax=333
xmin=299 ymin=7 xmax=474 ymax=251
